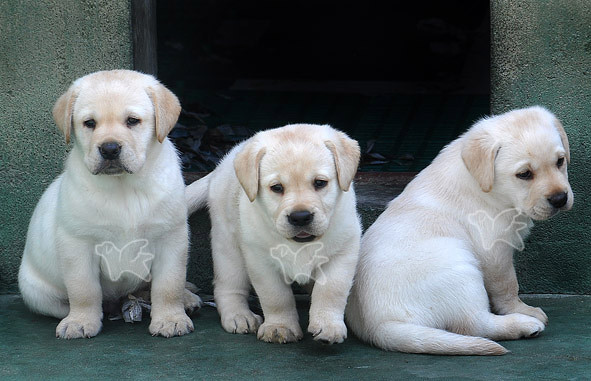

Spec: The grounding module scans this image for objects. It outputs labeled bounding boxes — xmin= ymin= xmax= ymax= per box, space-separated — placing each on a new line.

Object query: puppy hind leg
xmin=445 ymin=266 xmax=544 ymax=342
xmin=211 ymin=228 xmax=262 ymax=334
xmin=469 ymin=312 xmax=544 ymax=340
xmin=20 ymin=284 xmax=70 ymax=319
xmin=181 ymin=281 xmax=203 ymax=315
xmin=18 ymin=263 xmax=70 ymax=319
xmin=469 ymin=311 xmax=545 ymax=341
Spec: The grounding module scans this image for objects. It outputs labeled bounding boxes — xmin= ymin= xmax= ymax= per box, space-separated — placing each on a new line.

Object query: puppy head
xmin=462 ymin=106 xmax=573 ymax=220
xmin=234 ymin=124 xmax=360 ymax=242
xmin=52 ymin=70 xmax=181 ymax=175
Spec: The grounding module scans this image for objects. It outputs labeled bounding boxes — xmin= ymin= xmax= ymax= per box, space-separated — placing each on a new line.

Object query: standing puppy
xmin=187 ymin=124 xmax=361 ymax=344
xmin=19 ymin=70 xmax=199 ymax=339
xmin=346 ymin=106 xmax=573 ymax=355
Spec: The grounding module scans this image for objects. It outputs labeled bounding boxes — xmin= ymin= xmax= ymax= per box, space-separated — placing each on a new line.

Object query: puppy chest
xmin=268 ymin=242 xmax=328 ymax=285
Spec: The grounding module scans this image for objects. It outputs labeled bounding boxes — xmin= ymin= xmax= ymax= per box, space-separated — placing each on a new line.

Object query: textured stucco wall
xmin=0 ymin=1 xmax=132 ymax=292
xmin=491 ymin=1 xmax=591 ymax=293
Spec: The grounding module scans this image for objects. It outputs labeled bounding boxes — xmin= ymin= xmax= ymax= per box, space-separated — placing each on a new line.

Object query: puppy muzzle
xmin=93 ymin=142 xmax=132 ymax=175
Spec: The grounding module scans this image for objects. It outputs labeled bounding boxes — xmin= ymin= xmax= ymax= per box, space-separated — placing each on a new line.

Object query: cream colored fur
xmin=346 ymin=106 xmax=573 ymax=355
xmin=186 ymin=124 xmax=361 ymax=344
xmin=19 ymin=70 xmax=200 ymax=339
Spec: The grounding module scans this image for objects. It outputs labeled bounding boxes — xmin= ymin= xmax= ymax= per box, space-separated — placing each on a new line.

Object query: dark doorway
xmin=156 ymin=1 xmax=490 ymax=172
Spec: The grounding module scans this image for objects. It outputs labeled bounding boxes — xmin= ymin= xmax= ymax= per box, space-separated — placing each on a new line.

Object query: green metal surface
xmin=0 ymin=0 xmax=133 ymax=292
xmin=491 ymin=0 xmax=591 ymax=294
xmin=1 ymin=294 xmax=590 ymax=380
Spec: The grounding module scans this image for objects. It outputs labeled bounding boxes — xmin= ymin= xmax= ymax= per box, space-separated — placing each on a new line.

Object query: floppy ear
xmin=52 ymin=85 xmax=79 ymax=144
xmin=147 ymin=83 xmax=181 ymax=143
xmin=324 ymin=131 xmax=361 ymax=191
xmin=553 ymin=117 xmax=570 ymax=164
xmin=234 ymin=141 xmax=266 ymax=202
xmin=461 ymin=131 xmax=500 ymax=193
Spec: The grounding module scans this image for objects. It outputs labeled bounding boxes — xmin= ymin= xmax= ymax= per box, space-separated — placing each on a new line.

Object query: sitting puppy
xmin=186 ymin=124 xmax=361 ymax=344
xmin=346 ymin=106 xmax=573 ymax=355
xmin=19 ymin=70 xmax=200 ymax=339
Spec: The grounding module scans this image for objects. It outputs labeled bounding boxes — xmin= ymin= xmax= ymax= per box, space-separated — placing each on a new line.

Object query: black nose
xmin=287 ymin=210 xmax=314 ymax=226
xmin=99 ymin=142 xmax=121 ymax=160
xmin=548 ymin=192 xmax=568 ymax=208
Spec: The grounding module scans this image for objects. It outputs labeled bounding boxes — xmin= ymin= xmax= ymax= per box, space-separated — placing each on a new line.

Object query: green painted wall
xmin=0 ymin=1 xmax=132 ymax=292
xmin=1 ymin=1 xmax=589 ymax=295
xmin=491 ymin=1 xmax=591 ymax=293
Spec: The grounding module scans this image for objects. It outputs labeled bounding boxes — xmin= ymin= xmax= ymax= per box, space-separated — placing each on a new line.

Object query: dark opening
xmin=156 ymin=1 xmax=490 ymax=172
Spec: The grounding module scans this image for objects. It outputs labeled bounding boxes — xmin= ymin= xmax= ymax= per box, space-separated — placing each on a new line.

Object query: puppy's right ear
xmin=52 ymin=85 xmax=79 ymax=144
xmin=461 ymin=130 xmax=500 ymax=193
xmin=234 ymin=141 xmax=266 ymax=202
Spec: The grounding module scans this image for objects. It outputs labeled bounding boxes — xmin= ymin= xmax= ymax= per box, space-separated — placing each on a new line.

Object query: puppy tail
xmin=370 ymin=321 xmax=508 ymax=356
xmin=186 ymin=173 xmax=211 ymax=214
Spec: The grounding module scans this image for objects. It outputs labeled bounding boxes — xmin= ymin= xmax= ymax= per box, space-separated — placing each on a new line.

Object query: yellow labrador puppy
xmin=346 ymin=106 xmax=573 ymax=355
xmin=19 ymin=70 xmax=200 ymax=339
xmin=186 ymin=124 xmax=361 ymax=344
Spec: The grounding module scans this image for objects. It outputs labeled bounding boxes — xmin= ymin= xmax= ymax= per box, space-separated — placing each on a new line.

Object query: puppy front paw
xmin=257 ymin=322 xmax=303 ymax=343
xmin=308 ymin=319 xmax=347 ymax=344
xmin=221 ymin=310 xmax=263 ymax=334
xmin=149 ymin=312 xmax=194 ymax=337
xmin=56 ymin=314 xmax=102 ymax=339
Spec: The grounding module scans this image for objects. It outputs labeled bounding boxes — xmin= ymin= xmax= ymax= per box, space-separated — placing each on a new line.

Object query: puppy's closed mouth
xmin=292 ymin=232 xmax=317 ymax=243
xmin=93 ymin=161 xmax=132 ymax=176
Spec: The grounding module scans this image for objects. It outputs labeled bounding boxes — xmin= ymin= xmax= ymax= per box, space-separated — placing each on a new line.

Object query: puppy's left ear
xmin=325 ymin=131 xmax=361 ymax=191
xmin=553 ymin=117 xmax=570 ymax=164
xmin=147 ymin=83 xmax=181 ymax=143
xmin=461 ymin=130 xmax=500 ymax=193
xmin=234 ymin=140 xmax=266 ymax=202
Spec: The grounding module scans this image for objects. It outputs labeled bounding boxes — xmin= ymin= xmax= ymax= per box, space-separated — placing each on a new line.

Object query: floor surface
xmin=1 ymin=294 xmax=590 ymax=380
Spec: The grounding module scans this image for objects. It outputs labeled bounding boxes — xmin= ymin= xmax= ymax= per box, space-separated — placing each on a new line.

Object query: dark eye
xmin=516 ymin=170 xmax=533 ymax=180
xmin=314 ymin=179 xmax=328 ymax=189
xmin=270 ymin=184 xmax=284 ymax=194
xmin=127 ymin=117 xmax=140 ymax=127
xmin=557 ymin=157 xmax=565 ymax=167
xmin=83 ymin=119 xmax=96 ymax=129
